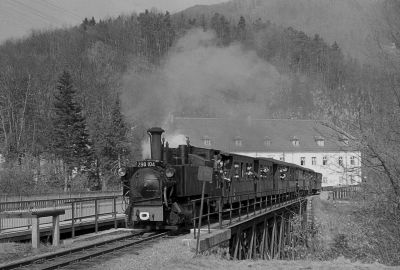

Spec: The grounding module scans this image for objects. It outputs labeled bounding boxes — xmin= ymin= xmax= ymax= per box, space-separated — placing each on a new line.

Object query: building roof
xmin=167 ymin=117 xmax=356 ymax=153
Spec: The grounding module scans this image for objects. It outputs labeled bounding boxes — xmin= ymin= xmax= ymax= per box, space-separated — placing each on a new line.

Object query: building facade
xmin=167 ymin=117 xmax=361 ymax=187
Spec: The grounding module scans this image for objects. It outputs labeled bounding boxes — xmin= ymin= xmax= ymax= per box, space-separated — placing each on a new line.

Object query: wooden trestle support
xmin=229 ymin=199 xmax=308 ymax=260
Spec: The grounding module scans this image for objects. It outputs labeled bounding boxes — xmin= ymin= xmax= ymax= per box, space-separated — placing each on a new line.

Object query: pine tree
xmin=101 ymin=98 xmax=129 ymax=188
xmin=90 ymin=97 xmax=129 ymax=190
xmin=237 ymin=16 xmax=246 ymax=41
xmin=52 ymin=71 xmax=92 ymax=191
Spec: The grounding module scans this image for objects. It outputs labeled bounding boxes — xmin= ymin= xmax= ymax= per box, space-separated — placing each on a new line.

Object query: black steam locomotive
xmin=120 ymin=127 xmax=322 ymax=228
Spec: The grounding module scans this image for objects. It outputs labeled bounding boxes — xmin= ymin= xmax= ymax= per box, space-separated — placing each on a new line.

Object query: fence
xmin=0 ymin=190 xmax=121 ymax=202
xmin=0 ymin=195 xmax=128 ymax=235
xmin=324 ymin=185 xmax=360 ymax=200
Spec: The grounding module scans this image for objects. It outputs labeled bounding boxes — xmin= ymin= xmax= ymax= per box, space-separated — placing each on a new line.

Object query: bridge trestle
xmin=229 ymin=199 xmax=309 ymax=260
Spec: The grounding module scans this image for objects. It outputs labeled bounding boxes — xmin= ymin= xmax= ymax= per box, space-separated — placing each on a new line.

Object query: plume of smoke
xmin=141 ymin=137 xmax=151 ymax=160
xmin=164 ymin=133 xmax=187 ymax=148
xmin=120 ymin=28 xmax=288 ymax=125
xmin=140 ymin=133 xmax=187 ymax=160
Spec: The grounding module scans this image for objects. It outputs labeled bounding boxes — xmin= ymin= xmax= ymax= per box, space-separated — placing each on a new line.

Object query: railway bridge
xmin=185 ymin=185 xmax=360 ymax=259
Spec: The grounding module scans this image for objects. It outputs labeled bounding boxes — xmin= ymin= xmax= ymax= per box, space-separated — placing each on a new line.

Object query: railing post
xmin=247 ymin=194 xmax=250 ymax=218
xmin=113 ymin=196 xmax=117 ymax=229
xmin=95 ymin=199 xmax=98 ymax=233
xmin=218 ymin=197 xmax=222 ymax=229
xmin=253 ymin=191 xmax=256 ymax=216
xmin=207 ymin=198 xmax=210 ymax=234
xmin=229 ymin=196 xmax=232 ymax=225
xmin=193 ymin=201 xmax=197 ymax=239
xmin=265 ymin=194 xmax=268 ymax=212
xmin=71 ymin=202 xmax=75 ymax=238
xmin=79 ymin=193 xmax=83 ymax=222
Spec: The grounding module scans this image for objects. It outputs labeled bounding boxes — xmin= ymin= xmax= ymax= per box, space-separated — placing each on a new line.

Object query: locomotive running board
xmin=160 ymin=225 xmax=179 ymax=230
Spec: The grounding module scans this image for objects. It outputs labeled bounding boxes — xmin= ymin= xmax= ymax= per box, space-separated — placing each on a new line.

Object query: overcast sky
xmin=0 ymin=0 xmax=227 ymax=44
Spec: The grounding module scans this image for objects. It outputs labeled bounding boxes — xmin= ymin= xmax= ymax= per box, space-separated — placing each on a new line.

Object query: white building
xmin=168 ymin=117 xmax=361 ymax=187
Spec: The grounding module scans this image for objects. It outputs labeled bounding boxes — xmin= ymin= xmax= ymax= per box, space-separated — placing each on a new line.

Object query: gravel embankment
xmin=86 ymin=233 xmax=395 ymax=270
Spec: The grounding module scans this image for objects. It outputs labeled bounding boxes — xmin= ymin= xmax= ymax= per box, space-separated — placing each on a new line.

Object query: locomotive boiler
xmin=120 ymin=127 xmax=322 ymax=229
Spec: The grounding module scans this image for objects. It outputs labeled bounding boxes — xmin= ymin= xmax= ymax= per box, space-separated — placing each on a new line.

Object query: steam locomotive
xmin=120 ymin=127 xmax=322 ymax=229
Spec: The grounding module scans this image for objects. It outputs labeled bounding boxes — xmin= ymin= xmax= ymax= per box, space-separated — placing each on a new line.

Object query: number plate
xmin=135 ymin=161 xmax=157 ymax=168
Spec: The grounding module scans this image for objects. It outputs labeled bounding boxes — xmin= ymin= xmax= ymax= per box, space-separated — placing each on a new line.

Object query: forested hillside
xmin=180 ymin=0 xmax=385 ymax=61
xmin=0 ymin=1 xmax=399 ymax=196
xmin=0 ymin=12 xmax=177 ymax=193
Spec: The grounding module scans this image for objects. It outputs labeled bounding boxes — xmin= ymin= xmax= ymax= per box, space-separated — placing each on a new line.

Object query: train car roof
xmin=260 ymin=157 xmax=316 ymax=172
xmin=185 ymin=144 xmax=317 ymax=173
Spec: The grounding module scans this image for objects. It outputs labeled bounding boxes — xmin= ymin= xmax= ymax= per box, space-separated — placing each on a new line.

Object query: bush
xmin=0 ymin=167 xmax=36 ymax=195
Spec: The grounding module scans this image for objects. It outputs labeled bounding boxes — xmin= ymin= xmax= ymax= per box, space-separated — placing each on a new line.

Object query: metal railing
xmin=191 ymin=187 xmax=308 ymax=239
xmin=322 ymin=185 xmax=360 ymax=200
xmin=0 ymin=195 xmax=127 ymax=235
xmin=0 ymin=191 xmax=121 ymax=202
xmin=330 ymin=185 xmax=360 ymax=200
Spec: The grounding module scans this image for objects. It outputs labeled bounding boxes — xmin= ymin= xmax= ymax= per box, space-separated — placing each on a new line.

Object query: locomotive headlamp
xmin=165 ymin=167 xmax=176 ymax=178
xmin=118 ymin=167 xmax=126 ymax=177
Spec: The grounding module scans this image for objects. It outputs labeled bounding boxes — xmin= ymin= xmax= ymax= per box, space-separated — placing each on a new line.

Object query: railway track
xmin=0 ymin=231 xmax=169 ymax=270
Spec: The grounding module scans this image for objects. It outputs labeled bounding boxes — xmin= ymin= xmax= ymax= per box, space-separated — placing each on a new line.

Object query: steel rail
xmin=0 ymin=232 xmax=169 ymax=270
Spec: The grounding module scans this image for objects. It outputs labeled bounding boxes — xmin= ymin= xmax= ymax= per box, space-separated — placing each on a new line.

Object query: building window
xmin=202 ymin=135 xmax=211 ymax=146
xmin=315 ymin=136 xmax=324 ymax=147
xmin=312 ymin=157 xmax=316 ymax=165
xmin=323 ymin=177 xmax=328 ymax=184
xmin=350 ymin=175 xmax=355 ymax=184
xmin=264 ymin=137 xmax=271 ymax=146
xmin=350 ymin=156 xmax=355 ymax=165
xmin=323 ymin=156 xmax=327 ymax=165
xmin=300 ymin=157 xmax=305 ymax=166
xmin=234 ymin=136 xmax=242 ymax=147
xmin=291 ymin=137 xmax=300 ymax=147
xmin=338 ymin=156 xmax=343 ymax=166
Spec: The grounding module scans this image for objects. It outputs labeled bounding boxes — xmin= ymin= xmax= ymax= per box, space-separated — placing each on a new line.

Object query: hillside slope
xmin=180 ymin=0 xmax=386 ymax=61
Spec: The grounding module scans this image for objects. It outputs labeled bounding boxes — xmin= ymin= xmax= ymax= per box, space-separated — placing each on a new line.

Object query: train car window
xmin=254 ymin=160 xmax=259 ymax=174
xmin=279 ymin=166 xmax=287 ymax=181
xmin=260 ymin=163 xmax=270 ymax=180
xmin=266 ymin=164 xmax=270 ymax=181
xmin=224 ymin=156 xmax=233 ymax=169
xmin=246 ymin=162 xmax=254 ymax=180
xmin=233 ymin=162 xmax=240 ymax=179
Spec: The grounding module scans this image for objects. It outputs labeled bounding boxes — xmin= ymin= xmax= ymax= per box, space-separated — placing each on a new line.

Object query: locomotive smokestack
xmin=147 ymin=127 xmax=165 ymax=161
